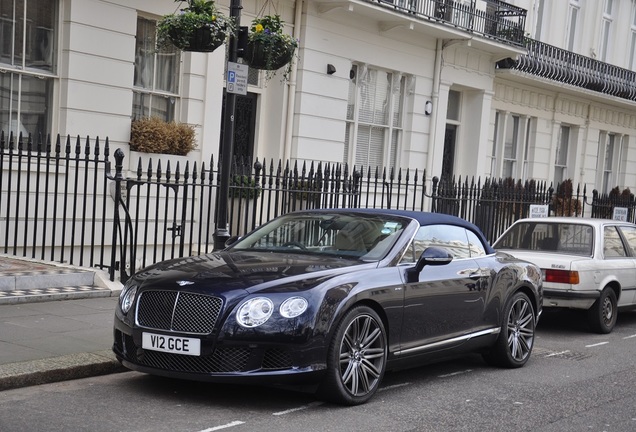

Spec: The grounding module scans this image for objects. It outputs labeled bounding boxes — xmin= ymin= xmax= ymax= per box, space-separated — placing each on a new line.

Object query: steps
xmin=0 ymin=256 xmax=115 ymax=304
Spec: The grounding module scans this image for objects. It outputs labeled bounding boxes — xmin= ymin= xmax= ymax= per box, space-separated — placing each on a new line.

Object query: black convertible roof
xmin=302 ymin=208 xmax=494 ymax=253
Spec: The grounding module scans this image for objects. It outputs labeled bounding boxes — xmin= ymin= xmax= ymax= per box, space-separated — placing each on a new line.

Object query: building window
xmin=489 ymin=112 xmax=499 ymax=176
xmin=345 ymin=64 xmax=405 ymax=170
xmin=554 ymin=125 xmax=570 ymax=184
xmin=566 ymin=0 xmax=580 ymax=51
xmin=503 ymin=114 xmax=519 ymax=179
xmin=598 ymin=132 xmax=622 ymax=194
xmin=630 ymin=1 xmax=636 ymax=68
xmin=599 ymin=0 xmax=613 ymax=61
xmin=0 ymin=0 xmax=57 ymax=138
xmin=133 ymin=16 xmax=180 ymax=121
xmin=522 ymin=117 xmax=533 ymax=181
xmin=491 ymin=111 xmax=534 ymax=179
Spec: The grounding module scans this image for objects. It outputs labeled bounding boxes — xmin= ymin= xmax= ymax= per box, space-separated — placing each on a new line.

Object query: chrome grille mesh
xmin=136 ymin=290 xmax=222 ymax=334
xmin=140 ymin=347 xmax=251 ymax=373
xmin=262 ymin=348 xmax=293 ymax=370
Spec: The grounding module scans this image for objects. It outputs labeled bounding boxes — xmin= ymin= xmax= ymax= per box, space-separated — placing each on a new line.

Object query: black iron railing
xmin=0 ymin=132 xmax=111 ymax=269
xmin=2 ymin=131 xmax=636 ymax=282
xmin=368 ymin=0 xmax=526 ymax=46
xmin=497 ymin=38 xmax=636 ymax=101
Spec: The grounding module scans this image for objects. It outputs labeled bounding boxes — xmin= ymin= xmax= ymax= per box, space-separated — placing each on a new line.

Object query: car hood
xmin=130 ymin=250 xmax=375 ymax=295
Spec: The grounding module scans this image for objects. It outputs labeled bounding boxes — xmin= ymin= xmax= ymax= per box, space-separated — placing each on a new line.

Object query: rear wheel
xmin=587 ymin=287 xmax=617 ymax=334
xmin=317 ymin=306 xmax=387 ymax=405
xmin=483 ymin=291 xmax=535 ymax=368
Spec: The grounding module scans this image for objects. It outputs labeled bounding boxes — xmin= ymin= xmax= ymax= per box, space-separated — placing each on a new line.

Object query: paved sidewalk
xmin=0 ymin=256 xmax=127 ymax=391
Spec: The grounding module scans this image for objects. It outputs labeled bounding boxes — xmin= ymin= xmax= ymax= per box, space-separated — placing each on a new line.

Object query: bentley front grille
xmin=136 ymin=290 xmax=223 ymax=335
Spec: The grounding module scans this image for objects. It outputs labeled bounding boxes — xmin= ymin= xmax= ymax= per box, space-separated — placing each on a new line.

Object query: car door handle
xmin=469 ymin=272 xmax=482 ymax=280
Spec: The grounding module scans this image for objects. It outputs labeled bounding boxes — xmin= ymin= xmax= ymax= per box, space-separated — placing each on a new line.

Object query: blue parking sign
xmin=226 ymin=62 xmax=247 ymax=95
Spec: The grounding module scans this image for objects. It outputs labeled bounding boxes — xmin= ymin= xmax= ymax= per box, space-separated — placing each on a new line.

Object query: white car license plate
xmin=142 ymin=332 xmax=201 ymax=356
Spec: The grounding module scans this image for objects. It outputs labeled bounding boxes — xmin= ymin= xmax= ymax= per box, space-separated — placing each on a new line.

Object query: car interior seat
xmin=335 ymin=220 xmax=381 ymax=252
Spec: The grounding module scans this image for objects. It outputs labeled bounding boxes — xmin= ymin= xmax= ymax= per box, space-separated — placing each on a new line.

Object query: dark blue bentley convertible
xmin=114 ymin=209 xmax=542 ymax=405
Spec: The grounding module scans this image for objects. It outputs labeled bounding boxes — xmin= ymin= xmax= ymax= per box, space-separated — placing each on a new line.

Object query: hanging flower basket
xmin=245 ymin=37 xmax=295 ymax=70
xmin=157 ymin=0 xmax=233 ymax=53
xmin=178 ymin=25 xmax=224 ymax=52
xmin=245 ymin=15 xmax=298 ymax=78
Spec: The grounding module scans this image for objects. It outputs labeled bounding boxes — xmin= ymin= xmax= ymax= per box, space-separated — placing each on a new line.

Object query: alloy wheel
xmin=338 ymin=313 xmax=386 ymax=397
xmin=507 ymin=296 xmax=535 ymax=362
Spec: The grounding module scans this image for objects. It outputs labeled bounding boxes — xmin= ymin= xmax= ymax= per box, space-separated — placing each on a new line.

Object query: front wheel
xmin=317 ymin=306 xmax=387 ymax=405
xmin=483 ymin=291 xmax=536 ymax=368
xmin=587 ymin=287 xmax=617 ymax=334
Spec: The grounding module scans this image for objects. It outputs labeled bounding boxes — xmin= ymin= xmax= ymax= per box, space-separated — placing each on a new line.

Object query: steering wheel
xmin=282 ymin=241 xmax=307 ymax=250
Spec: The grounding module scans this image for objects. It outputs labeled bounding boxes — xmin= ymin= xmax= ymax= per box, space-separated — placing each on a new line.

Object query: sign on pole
xmin=529 ymin=204 xmax=549 ymax=218
xmin=226 ymin=62 xmax=248 ymax=95
xmin=613 ymin=207 xmax=628 ymax=221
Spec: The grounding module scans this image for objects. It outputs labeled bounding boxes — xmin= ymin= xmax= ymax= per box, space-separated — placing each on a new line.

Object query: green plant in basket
xmin=245 ymin=14 xmax=298 ymax=80
xmin=157 ymin=0 xmax=234 ymax=52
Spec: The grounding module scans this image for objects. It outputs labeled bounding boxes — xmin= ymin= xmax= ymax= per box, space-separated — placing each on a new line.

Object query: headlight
xmin=280 ymin=297 xmax=308 ymax=318
xmin=236 ymin=297 xmax=274 ymax=328
xmin=119 ymin=284 xmax=138 ymax=314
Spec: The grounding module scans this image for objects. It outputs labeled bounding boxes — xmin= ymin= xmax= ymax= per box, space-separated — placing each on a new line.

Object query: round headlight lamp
xmin=119 ymin=284 xmax=138 ymax=314
xmin=236 ymin=297 xmax=274 ymax=328
xmin=280 ymin=297 xmax=308 ymax=318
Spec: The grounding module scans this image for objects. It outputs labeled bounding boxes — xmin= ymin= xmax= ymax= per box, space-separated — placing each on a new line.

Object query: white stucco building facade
xmin=3 ymin=0 xmax=636 ymax=196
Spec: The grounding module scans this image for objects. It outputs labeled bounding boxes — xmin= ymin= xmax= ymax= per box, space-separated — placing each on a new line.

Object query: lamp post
xmin=213 ymin=0 xmax=243 ymax=250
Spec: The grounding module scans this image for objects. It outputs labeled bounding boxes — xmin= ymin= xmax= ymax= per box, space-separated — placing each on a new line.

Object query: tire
xmin=587 ymin=287 xmax=617 ymax=334
xmin=317 ymin=306 xmax=387 ymax=405
xmin=483 ymin=291 xmax=536 ymax=368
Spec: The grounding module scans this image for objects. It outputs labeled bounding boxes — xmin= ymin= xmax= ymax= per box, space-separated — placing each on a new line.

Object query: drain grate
xmin=533 ymin=347 xmax=592 ymax=361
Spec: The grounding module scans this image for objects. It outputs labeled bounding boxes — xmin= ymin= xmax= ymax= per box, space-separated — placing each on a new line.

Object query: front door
xmin=441 ymin=124 xmax=457 ymax=181
xmin=220 ymin=91 xmax=257 ymax=164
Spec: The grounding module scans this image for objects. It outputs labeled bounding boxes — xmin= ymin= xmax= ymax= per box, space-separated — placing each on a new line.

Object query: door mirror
xmin=406 ymin=247 xmax=453 ymax=283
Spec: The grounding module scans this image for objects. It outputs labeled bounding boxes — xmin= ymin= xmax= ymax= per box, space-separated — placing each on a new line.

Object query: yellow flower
xmin=211 ymin=15 xmax=216 ymax=21
xmin=255 ymin=23 xmax=264 ymax=33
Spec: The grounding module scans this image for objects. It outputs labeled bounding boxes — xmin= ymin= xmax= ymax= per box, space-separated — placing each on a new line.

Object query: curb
xmin=0 ymin=350 xmax=128 ymax=391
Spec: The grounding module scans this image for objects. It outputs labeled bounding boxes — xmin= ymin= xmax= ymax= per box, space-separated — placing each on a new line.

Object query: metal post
xmin=213 ymin=0 xmax=242 ymax=250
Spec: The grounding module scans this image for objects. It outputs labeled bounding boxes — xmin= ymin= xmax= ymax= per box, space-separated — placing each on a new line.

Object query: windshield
xmin=494 ymin=221 xmax=594 ymax=257
xmin=230 ymin=212 xmax=407 ymax=261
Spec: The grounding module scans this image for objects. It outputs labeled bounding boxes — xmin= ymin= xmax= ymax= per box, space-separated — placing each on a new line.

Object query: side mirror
xmin=406 ymin=247 xmax=453 ymax=283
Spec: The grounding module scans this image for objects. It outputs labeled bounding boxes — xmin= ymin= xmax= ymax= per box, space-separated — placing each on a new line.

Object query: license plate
xmin=142 ymin=332 xmax=201 ymax=356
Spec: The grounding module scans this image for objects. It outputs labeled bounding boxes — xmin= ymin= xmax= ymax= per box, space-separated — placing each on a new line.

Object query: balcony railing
xmin=497 ymin=38 xmax=636 ymax=101
xmin=369 ymin=0 xmax=526 ymax=46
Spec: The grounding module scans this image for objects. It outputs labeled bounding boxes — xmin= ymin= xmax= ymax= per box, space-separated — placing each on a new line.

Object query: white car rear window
xmin=495 ymin=222 xmax=593 ymax=256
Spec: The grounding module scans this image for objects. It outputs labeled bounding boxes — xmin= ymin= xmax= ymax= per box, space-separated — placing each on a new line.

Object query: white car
xmin=493 ymin=217 xmax=636 ymax=333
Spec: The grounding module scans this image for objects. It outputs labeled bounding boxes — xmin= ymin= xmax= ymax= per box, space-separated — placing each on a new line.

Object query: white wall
xmin=51 ymin=0 xmax=636 ymax=192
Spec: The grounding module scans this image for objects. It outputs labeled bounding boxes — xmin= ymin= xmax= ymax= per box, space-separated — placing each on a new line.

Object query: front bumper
xmin=113 ymin=318 xmax=327 ymax=385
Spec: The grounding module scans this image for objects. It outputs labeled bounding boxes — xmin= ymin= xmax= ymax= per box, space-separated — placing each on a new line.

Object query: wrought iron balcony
xmin=368 ymin=0 xmax=526 ymax=46
xmin=497 ymin=38 xmax=636 ymax=101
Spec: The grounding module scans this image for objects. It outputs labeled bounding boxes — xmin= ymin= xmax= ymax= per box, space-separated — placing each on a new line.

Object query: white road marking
xmin=545 ymin=350 xmax=570 ymax=357
xmin=438 ymin=369 xmax=472 ymax=378
xmin=378 ymin=382 xmax=412 ymax=392
xmin=198 ymin=421 xmax=245 ymax=431
xmin=272 ymin=401 xmax=323 ymax=416
xmin=585 ymin=342 xmax=609 ymax=348
xmin=623 ymin=334 xmax=636 ymax=339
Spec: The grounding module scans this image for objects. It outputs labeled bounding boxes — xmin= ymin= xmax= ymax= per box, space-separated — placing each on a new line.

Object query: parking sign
xmin=227 ymin=62 xmax=247 ymax=95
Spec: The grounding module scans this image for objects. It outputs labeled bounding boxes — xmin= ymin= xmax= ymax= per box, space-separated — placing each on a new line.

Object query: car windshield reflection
xmin=229 ymin=212 xmax=406 ymax=261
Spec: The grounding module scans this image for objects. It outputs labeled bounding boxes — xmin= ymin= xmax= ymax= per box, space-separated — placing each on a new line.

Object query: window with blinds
xmin=133 ymin=16 xmax=181 ymax=121
xmin=345 ymin=64 xmax=405 ymax=171
xmin=0 ymin=0 xmax=57 ymax=138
